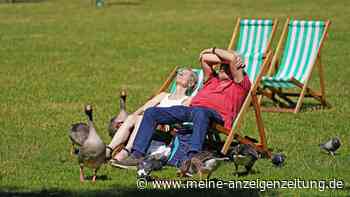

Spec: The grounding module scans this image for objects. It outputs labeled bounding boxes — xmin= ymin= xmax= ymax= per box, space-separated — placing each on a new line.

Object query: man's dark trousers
xmin=132 ymin=106 xmax=224 ymax=155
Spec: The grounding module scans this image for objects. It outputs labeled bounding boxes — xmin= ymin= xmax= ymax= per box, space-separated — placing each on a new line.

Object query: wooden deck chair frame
xmin=156 ymin=52 xmax=273 ymax=157
xmin=259 ymin=18 xmax=331 ymax=113
xmin=212 ymin=52 xmax=273 ymax=157
xmin=205 ymin=18 xmax=277 ymax=156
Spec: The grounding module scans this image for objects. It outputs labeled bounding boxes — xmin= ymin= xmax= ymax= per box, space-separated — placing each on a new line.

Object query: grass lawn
xmin=0 ymin=0 xmax=349 ymax=196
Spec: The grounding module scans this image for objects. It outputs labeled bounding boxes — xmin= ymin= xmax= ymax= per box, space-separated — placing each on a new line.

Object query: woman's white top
xmin=157 ymin=93 xmax=188 ymax=108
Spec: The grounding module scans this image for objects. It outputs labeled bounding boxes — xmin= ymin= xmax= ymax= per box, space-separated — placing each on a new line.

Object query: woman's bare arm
xmin=182 ymin=96 xmax=193 ymax=106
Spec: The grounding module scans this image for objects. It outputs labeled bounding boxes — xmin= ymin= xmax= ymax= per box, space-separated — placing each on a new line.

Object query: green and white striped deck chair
xmin=228 ymin=18 xmax=277 ymax=84
xmin=260 ymin=18 xmax=331 ymax=113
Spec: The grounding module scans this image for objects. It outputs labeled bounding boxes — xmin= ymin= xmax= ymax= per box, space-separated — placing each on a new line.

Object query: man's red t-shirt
xmin=190 ymin=74 xmax=251 ymax=129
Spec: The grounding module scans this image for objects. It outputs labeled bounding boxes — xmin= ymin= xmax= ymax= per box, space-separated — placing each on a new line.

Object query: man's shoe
xmin=110 ymin=154 xmax=143 ymax=170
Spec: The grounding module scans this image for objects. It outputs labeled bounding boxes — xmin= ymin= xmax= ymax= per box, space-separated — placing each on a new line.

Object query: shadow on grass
xmin=259 ymin=99 xmax=332 ymax=113
xmin=234 ymin=169 xmax=261 ymax=177
xmin=0 ymin=0 xmax=46 ymax=3
xmin=0 ymin=185 xmax=278 ymax=197
xmin=0 ymin=189 xmax=261 ymax=197
xmin=85 ymin=175 xmax=110 ymax=181
xmin=342 ymin=186 xmax=350 ymax=193
xmin=107 ymin=0 xmax=143 ymax=6
xmin=299 ymin=103 xmax=332 ymax=112
xmin=0 ymin=188 xmax=261 ymax=197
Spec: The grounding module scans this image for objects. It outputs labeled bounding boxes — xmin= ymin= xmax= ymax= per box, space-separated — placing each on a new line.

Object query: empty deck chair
xmin=260 ymin=18 xmax=331 ymax=113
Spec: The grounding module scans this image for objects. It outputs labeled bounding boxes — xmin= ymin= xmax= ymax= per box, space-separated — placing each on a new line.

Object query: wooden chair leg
xmin=251 ymin=94 xmax=267 ymax=150
xmin=316 ymin=55 xmax=328 ymax=106
xmin=294 ymin=84 xmax=308 ymax=113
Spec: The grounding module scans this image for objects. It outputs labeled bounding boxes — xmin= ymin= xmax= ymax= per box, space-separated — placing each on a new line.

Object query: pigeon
xmin=108 ymin=88 xmax=128 ymax=138
xmin=70 ymin=105 xmax=106 ymax=182
xmin=229 ymin=144 xmax=259 ymax=175
xmin=189 ymin=151 xmax=218 ymax=179
xmin=271 ymin=153 xmax=286 ymax=167
xmin=203 ymin=158 xmax=218 ymax=170
xmin=320 ymin=137 xmax=341 ymax=156
xmin=137 ymin=156 xmax=165 ymax=181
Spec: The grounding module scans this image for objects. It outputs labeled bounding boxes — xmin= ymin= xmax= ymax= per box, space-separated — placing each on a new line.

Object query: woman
xmin=107 ymin=68 xmax=198 ymax=163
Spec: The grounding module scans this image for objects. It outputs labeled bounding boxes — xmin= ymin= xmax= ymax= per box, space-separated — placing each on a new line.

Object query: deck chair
xmin=157 ymin=63 xmax=273 ymax=157
xmin=203 ymin=18 xmax=278 ymax=156
xmin=259 ymin=18 xmax=331 ymax=113
xmin=228 ymin=18 xmax=278 ymax=83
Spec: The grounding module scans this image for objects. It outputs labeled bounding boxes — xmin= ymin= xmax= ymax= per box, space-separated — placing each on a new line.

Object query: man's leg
xmin=189 ymin=107 xmax=224 ymax=155
xmin=179 ymin=107 xmax=224 ymax=176
xmin=132 ymin=106 xmax=192 ymax=156
xmin=178 ymin=107 xmax=224 ymax=176
xmin=111 ymin=106 xmax=193 ymax=169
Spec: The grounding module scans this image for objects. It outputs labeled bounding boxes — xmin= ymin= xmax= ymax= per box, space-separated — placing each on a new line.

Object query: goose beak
xmin=85 ymin=105 xmax=92 ymax=111
xmin=120 ymin=89 xmax=127 ymax=97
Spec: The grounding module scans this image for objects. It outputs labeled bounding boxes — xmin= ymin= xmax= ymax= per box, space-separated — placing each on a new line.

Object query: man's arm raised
xmin=199 ymin=48 xmax=221 ymax=79
xmin=212 ymin=48 xmax=244 ymax=83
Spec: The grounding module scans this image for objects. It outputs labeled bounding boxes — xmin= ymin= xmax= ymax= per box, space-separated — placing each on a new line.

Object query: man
xmin=114 ymin=48 xmax=251 ymax=169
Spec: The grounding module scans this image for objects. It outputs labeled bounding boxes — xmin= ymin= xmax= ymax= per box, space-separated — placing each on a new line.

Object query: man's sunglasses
xmin=213 ymin=63 xmax=246 ymax=74
xmin=213 ymin=64 xmax=230 ymax=74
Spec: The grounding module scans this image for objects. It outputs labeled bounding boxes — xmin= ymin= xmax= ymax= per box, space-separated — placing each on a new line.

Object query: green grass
xmin=0 ymin=0 xmax=349 ymax=196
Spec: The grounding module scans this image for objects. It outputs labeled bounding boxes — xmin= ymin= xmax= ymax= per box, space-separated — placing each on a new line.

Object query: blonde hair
xmin=177 ymin=67 xmax=198 ymax=96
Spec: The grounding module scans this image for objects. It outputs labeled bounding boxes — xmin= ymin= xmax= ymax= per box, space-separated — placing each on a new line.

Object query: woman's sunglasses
xmin=177 ymin=69 xmax=185 ymax=77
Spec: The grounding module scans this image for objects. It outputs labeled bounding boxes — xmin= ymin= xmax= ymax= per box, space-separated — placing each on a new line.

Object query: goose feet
xmin=92 ymin=169 xmax=97 ymax=182
xmin=80 ymin=166 xmax=85 ymax=182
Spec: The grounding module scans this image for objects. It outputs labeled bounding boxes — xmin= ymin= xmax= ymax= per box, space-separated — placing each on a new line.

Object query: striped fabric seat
xmin=169 ymin=68 xmax=204 ymax=96
xmin=236 ymin=19 xmax=274 ymax=82
xmin=262 ymin=20 xmax=326 ymax=88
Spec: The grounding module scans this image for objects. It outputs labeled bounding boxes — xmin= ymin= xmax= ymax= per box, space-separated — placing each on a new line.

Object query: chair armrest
xmin=211 ymin=122 xmax=230 ymax=135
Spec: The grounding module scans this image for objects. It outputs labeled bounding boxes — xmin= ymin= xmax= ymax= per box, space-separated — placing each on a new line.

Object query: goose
xmin=108 ymin=88 xmax=128 ymax=138
xmin=70 ymin=105 xmax=106 ymax=182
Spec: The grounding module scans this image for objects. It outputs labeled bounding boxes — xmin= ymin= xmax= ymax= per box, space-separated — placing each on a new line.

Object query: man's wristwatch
xmin=237 ymin=64 xmax=246 ymax=70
